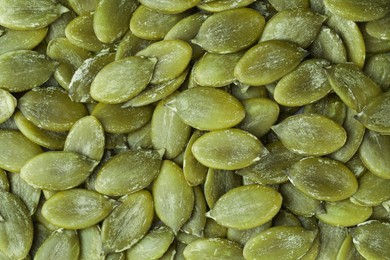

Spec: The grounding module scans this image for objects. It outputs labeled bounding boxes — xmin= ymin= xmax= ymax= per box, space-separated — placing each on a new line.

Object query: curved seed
xmin=54 ymin=63 xmax=75 ymax=91
xmin=317 ymin=222 xmax=349 ymax=260
xmin=183 ymin=131 xmax=208 ymax=186
xmin=184 ymin=238 xmax=244 ymax=260
xmin=227 ymin=222 xmax=272 ymax=246
xmin=181 ymin=186 xmax=207 ymax=237
xmin=0 ymin=89 xmax=16 ymax=124
xmin=0 ymin=169 xmax=8 ymax=191
xmin=139 ymin=0 xmax=200 ymax=13
xmin=207 ymin=184 xmax=282 ymax=229
xmin=45 ymin=11 xmax=76 ymax=43
xmin=79 ymin=226 xmax=104 ymax=260
xmin=34 ymin=229 xmax=79 ymax=260
xmin=47 ymin=38 xmax=91 ymax=69
xmin=269 ymin=0 xmax=309 ymax=11
xmin=361 ymin=22 xmax=390 ymax=54
xmin=366 ymin=15 xmax=390 ymax=40
xmin=197 ymin=0 xmax=256 ymax=12
xmin=115 ymin=30 xmax=155 ymax=60
xmin=364 ymin=52 xmax=390 ymax=91
xmin=0 ymin=27 xmax=48 ymax=55
xmin=126 ymin=122 xmax=152 ymax=149
xmin=101 ymin=190 xmax=154 ymax=253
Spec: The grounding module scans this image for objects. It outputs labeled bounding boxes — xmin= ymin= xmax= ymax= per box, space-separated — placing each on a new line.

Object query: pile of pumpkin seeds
xmin=1 ymin=0 xmax=390 ymax=259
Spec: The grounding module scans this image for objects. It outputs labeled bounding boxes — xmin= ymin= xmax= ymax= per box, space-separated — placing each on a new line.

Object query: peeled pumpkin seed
xmin=301 ymin=233 xmax=321 ymax=260
xmin=316 ymin=221 xmax=348 ymax=260
xmin=181 ymin=186 xmax=207 ymax=237
xmin=47 ymin=38 xmax=91 ymax=69
xmin=106 ymin=252 xmax=126 ymax=260
xmin=235 ymin=40 xmax=307 ymax=86
xmin=192 ymin=128 xmax=267 ymax=170
xmin=0 ymin=50 xmax=56 ymax=92
xmin=227 ymin=222 xmax=272 ymax=246
xmin=67 ymin=0 xmax=98 ymax=15
xmin=364 ymin=52 xmax=390 ymax=91
xmin=273 ymin=209 xmax=302 ymax=227
xmin=21 ymin=151 xmax=96 ymax=190
xmin=352 ymin=220 xmax=390 ymax=259
xmin=183 ymin=131 xmax=208 ymax=186
xmin=243 ymin=226 xmax=317 ymax=260
xmin=287 ymin=157 xmax=358 ymax=201
xmin=18 ymin=87 xmax=88 ymax=131
xmin=361 ymin=22 xmax=390 ymax=54
xmin=139 ymin=0 xmax=200 ymax=14
xmin=184 ymin=238 xmax=244 ymax=260
xmin=95 ymin=149 xmax=162 ymax=196
xmin=260 ymin=8 xmax=326 ymax=48
xmin=197 ymin=0 xmax=256 ymax=12
xmin=34 ymin=229 xmax=79 ymax=260
xmin=207 ymin=184 xmax=282 ymax=229
xmin=101 ymin=190 xmax=154 ymax=253
xmin=268 ymin=0 xmax=309 ymax=11
xmin=271 ymin=113 xmax=347 ymax=156
xmin=79 ymin=226 xmax=104 ymax=260
xmin=29 ymin=222 xmax=52 ymax=258
xmin=45 ymin=11 xmax=76 ymax=43
xmin=176 ymin=231 xmax=199 ymax=245
xmin=345 ymin=153 xmax=367 ymax=178
xmin=115 ymin=30 xmax=155 ymax=60
xmin=366 ymin=15 xmax=390 ymax=40
xmin=152 ymin=160 xmax=194 ymax=233
xmin=0 ymin=130 xmax=42 ymax=172
xmin=167 ymin=87 xmax=245 ymax=131
xmin=0 ymin=0 xmax=68 ymax=30
xmin=0 ymin=191 xmax=33 ymax=260
xmin=64 ymin=116 xmax=105 ymax=161
xmin=90 ymin=56 xmax=156 ymax=104
xmin=126 ymin=122 xmax=152 ymax=149
xmin=0 ymin=27 xmax=48 ymax=55
xmin=54 ymin=63 xmax=75 ymax=91
xmin=93 ymin=0 xmax=138 ymax=43
xmin=0 ymin=89 xmax=16 ymax=124
xmin=193 ymin=8 xmax=265 ymax=54
xmin=0 ymin=169 xmax=9 ymax=191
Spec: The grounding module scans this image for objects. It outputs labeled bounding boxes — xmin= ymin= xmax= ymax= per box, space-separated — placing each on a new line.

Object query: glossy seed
xmin=207 ymin=184 xmax=282 ymax=229
xmin=269 ymin=0 xmax=309 ymax=11
xmin=101 ymin=190 xmax=154 ymax=253
xmin=364 ymin=52 xmax=390 ymax=91
xmin=67 ymin=0 xmax=98 ymax=15
xmin=47 ymin=38 xmax=91 ymax=69
xmin=0 ymin=169 xmax=9 ymax=191
xmin=316 ymin=222 xmax=349 ymax=260
xmin=271 ymin=113 xmax=347 ymax=156
xmin=0 ymin=89 xmax=16 ymax=124
xmin=0 ymin=27 xmax=48 ymax=55
xmin=140 ymin=0 xmax=200 ymax=13
xmin=361 ymin=22 xmax=390 ymax=54
xmin=197 ymin=0 xmax=256 ymax=12
xmin=167 ymin=87 xmax=245 ymax=131
xmin=227 ymin=222 xmax=272 ymax=246
xmin=192 ymin=128 xmax=267 ymax=170
xmin=184 ymin=238 xmax=244 ymax=260
xmin=287 ymin=157 xmax=358 ymax=201
xmin=79 ymin=226 xmax=104 ymax=260
xmin=54 ymin=63 xmax=75 ymax=91
xmin=115 ymin=30 xmax=155 ymax=60
xmin=181 ymin=186 xmax=207 ymax=237
xmin=235 ymin=40 xmax=307 ymax=86
xmin=193 ymin=8 xmax=265 ymax=54
xmin=126 ymin=122 xmax=152 ymax=149
xmin=366 ymin=15 xmax=390 ymax=40
xmin=183 ymin=131 xmax=208 ymax=186
xmin=21 ymin=151 xmax=96 ymax=190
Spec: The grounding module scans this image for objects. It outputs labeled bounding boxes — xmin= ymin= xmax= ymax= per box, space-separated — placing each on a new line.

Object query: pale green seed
xmin=0 ymin=27 xmax=48 ymax=55
xmin=79 ymin=226 xmax=104 ymax=260
xmin=105 ymin=252 xmax=126 ymax=260
xmin=181 ymin=186 xmax=207 ymax=237
xmin=34 ymin=229 xmax=79 ymax=260
xmin=115 ymin=30 xmax=155 ymax=60
xmin=139 ymin=0 xmax=200 ymax=13
xmin=300 ymin=234 xmax=321 ymax=260
xmin=0 ymin=169 xmax=8 ymax=191
xmin=54 ymin=63 xmax=75 ymax=91
xmin=366 ymin=15 xmax=390 ymax=40
xmin=29 ymin=222 xmax=51 ymax=258
xmin=273 ymin=209 xmax=302 ymax=227
xmin=269 ymin=0 xmax=309 ymax=11
xmin=67 ymin=0 xmax=98 ymax=15
xmin=184 ymin=238 xmax=244 ymax=260
xmin=0 ymin=89 xmax=16 ymax=124
xmin=204 ymin=218 xmax=228 ymax=239
xmin=345 ymin=153 xmax=367 ymax=178
xmin=336 ymin=234 xmax=365 ymax=260
xmin=183 ymin=131 xmax=208 ymax=186
xmin=126 ymin=122 xmax=152 ymax=149
xmin=231 ymin=85 xmax=268 ymax=101
xmin=227 ymin=222 xmax=272 ymax=246
xmin=197 ymin=0 xmax=256 ymax=12
xmin=47 ymin=38 xmax=91 ymax=69
xmin=45 ymin=11 xmax=76 ymax=43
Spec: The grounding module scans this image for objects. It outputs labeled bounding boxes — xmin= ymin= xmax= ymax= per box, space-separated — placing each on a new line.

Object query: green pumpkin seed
xmin=125 ymin=224 xmax=175 ymax=259
xmin=139 ymin=0 xmax=200 ymax=13
xmin=336 ymin=234 xmax=365 ymax=260
xmin=176 ymin=231 xmax=199 ymax=245
xmin=197 ymin=0 xmax=255 ymax=12
xmin=371 ymin=203 xmax=390 ymax=222
xmin=231 ymin=85 xmax=268 ymax=101
xmin=181 ymin=186 xmax=207 ymax=237
xmin=115 ymin=30 xmax=155 ymax=60
xmin=183 ymin=131 xmax=208 ymax=186
xmin=91 ymin=103 xmax=153 ymax=134
xmin=366 ymin=15 xmax=390 ymax=40
xmin=151 ymin=94 xmax=191 ymax=159
xmin=34 ymin=229 xmax=79 ymax=260
xmin=18 ymin=87 xmax=88 ymax=131
xmin=260 ymin=8 xmax=326 ymax=48
xmin=0 ymin=191 xmax=33 ymax=259
xmin=324 ymin=0 xmax=390 ymax=22
xmin=130 ymin=5 xmax=189 ymax=40
xmin=79 ymin=226 xmax=104 ymax=260
xmin=316 ymin=221 xmax=348 ymax=260
xmin=227 ymin=222 xmax=272 ymax=246
xmin=95 ymin=149 xmax=162 ymax=196
xmin=364 ymin=52 xmax=390 ymax=91
xmin=29 ymin=222 xmax=51 ymax=258
xmin=244 ymin=226 xmax=317 ymax=260
xmin=359 ymin=130 xmax=390 ymax=179
xmin=207 ymin=184 xmax=282 ymax=229
xmin=93 ymin=0 xmax=138 ymax=43
xmin=184 ymin=238 xmax=244 ymax=260
xmin=352 ymin=220 xmax=390 ymax=259
xmin=105 ymin=252 xmax=126 ymax=260
xmin=345 ymin=153 xmax=367 ymax=178
xmin=45 ymin=11 xmax=76 ymax=43
xmin=0 ymin=27 xmax=48 ymax=55
xmin=287 ymin=157 xmax=358 ymax=201
xmin=193 ymin=8 xmax=265 ymax=53
xmin=274 ymin=59 xmax=331 ymax=106
xmin=361 ymin=22 xmax=390 ymax=53
xmin=33 ymin=198 xmax=61 ymax=231
xmin=67 ymin=0 xmax=97 ymax=15
xmin=101 ymin=190 xmax=154 ymax=253
xmin=269 ymin=0 xmax=309 ymax=11
xmin=21 ymin=151 xmax=96 ymax=190
xmin=300 ymin=234 xmax=321 ymax=260
xmin=0 ymin=170 xmax=8 ymax=191
xmin=192 ymin=128 xmax=267 ymax=170
xmin=167 ymin=87 xmax=245 ymax=131
xmin=0 ymin=89 xmax=16 ymax=124
xmin=271 ymin=113 xmax=347 ymax=156
xmin=0 ymin=50 xmax=56 ymax=92
xmin=54 ymin=63 xmax=75 ymax=91
xmin=235 ymin=40 xmax=307 ymax=86
xmin=126 ymin=122 xmax=152 ymax=149
xmin=0 ymin=0 xmax=68 ymax=30
xmin=47 ymin=38 xmax=91 ymax=69
xmin=204 ymin=218 xmax=228 ymax=239
xmin=0 ymin=130 xmax=42 ymax=172
xmin=64 ymin=116 xmax=105 ymax=161
xmin=153 ymin=160 xmax=194 ymax=233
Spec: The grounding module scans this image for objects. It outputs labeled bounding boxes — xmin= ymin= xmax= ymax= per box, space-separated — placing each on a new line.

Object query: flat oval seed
xmin=79 ymin=226 xmax=104 ymax=260
xmin=90 ymin=56 xmax=156 ymax=104
xmin=55 ymin=63 xmax=75 ymax=91
xmin=352 ymin=221 xmax=390 ymax=259
xmin=167 ymin=87 xmax=245 ymax=131
xmin=227 ymin=222 xmax=272 ymax=247
xmin=183 ymin=131 xmax=208 ymax=186
xmin=235 ymin=40 xmax=307 ymax=86
xmin=95 ymin=149 xmax=162 ymax=196
xmin=288 ymin=157 xmax=358 ymax=201
xmin=21 ymin=151 xmax=96 ymax=190
xmin=67 ymin=0 xmax=98 ymax=15
xmin=0 ymin=50 xmax=56 ymax=92
xmin=47 ymin=38 xmax=91 ymax=69
xmin=192 ymin=128 xmax=267 ymax=170
xmin=361 ymin=22 xmax=390 ymax=54
xmin=271 ymin=113 xmax=347 ymax=156
xmin=42 ymin=189 xmax=115 ymax=229
xmin=115 ymin=30 xmax=155 ymax=60
xmin=0 ymin=0 xmax=68 ymax=30
xmin=366 ymin=15 xmax=390 ymax=40
xmin=0 ymin=27 xmax=48 ymax=55
xmin=184 ymin=238 xmax=244 ymax=260
xmin=153 ymin=160 xmax=194 ymax=233
xmin=197 ymin=0 xmax=256 ymax=12
xmin=244 ymin=226 xmax=317 ymax=260
xmin=93 ymin=0 xmax=138 ymax=43
xmin=181 ymin=186 xmax=207 ymax=237
xmin=364 ymin=52 xmax=390 ymax=91
xmin=0 ymin=191 xmax=33 ymax=260
xmin=139 ymin=0 xmax=200 ymax=13
xmin=207 ymin=184 xmax=282 ymax=229
xmin=193 ymin=8 xmax=265 ymax=54
xmin=0 ymin=89 xmax=16 ymax=124
xmin=0 ymin=130 xmax=42 ymax=172
xmin=136 ymin=39 xmax=192 ymax=84
xmin=269 ymin=0 xmax=309 ymax=11
xmin=316 ymin=222 xmax=349 ymax=260
xmin=126 ymin=122 xmax=152 ymax=149
xmin=101 ymin=190 xmax=154 ymax=253
xmin=64 ymin=116 xmax=105 ymax=161
xmin=260 ymin=8 xmax=326 ymax=48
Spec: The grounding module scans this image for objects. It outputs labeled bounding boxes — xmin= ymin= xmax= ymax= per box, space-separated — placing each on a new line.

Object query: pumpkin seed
xmin=45 ymin=11 xmax=76 ymax=43
xmin=139 ymin=0 xmax=200 ymax=13
xmin=0 ymin=89 xmax=16 ymax=124
xmin=183 ymin=131 xmax=208 ymax=186
xmin=193 ymin=8 xmax=265 ymax=54
xmin=197 ymin=0 xmax=256 ymax=12
xmin=231 ymin=85 xmax=268 ymax=101
xmin=115 ymin=30 xmax=155 ymax=60
xmin=207 ymin=184 xmax=282 ymax=229
xmin=317 ymin=221 xmax=348 ymax=260
xmin=192 ymin=128 xmax=267 ymax=170
xmin=67 ymin=0 xmax=98 ymax=15
xmin=364 ymin=52 xmax=390 ymax=91
xmin=227 ymin=222 xmax=272 ymax=246
xmin=361 ymin=22 xmax=390 ymax=54
xmin=287 ymin=157 xmax=358 ymax=201
xmin=153 ymin=160 xmax=194 ymax=233
xmin=269 ymin=0 xmax=309 ymax=11
xmin=21 ymin=151 xmax=96 ymax=190
xmin=184 ymin=238 xmax=244 ymax=260
xmin=0 ymin=170 xmax=8 ymax=191
xmin=300 ymin=233 xmax=321 ymax=260
xmin=204 ymin=218 xmax=228 ymax=239
xmin=235 ymin=40 xmax=307 ymax=86
xmin=126 ymin=122 xmax=153 ymax=150
xmin=29 ymin=222 xmax=51 ymax=258
xmin=271 ymin=113 xmax=347 ymax=156
xmin=79 ymin=225 xmax=104 ymax=260
xmin=336 ymin=233 xmax=365 ymax=260
xmin=345 ymin=153 xmax=367 ymax=178
xmin=371 ymin=203 xmax=390 ymax=222
xmin=34 ymin=229 xmax=79 ymax=260
xmin=105 ymin=252 xmax=126 ymax=260
xmin=181 ymin=186 xmax=207 ymax=237
xmin=0 ymin=27 xmax=48 ymax=55
xmin=243 ymin=226 xmax=317 ymax=260
xmin=54 ymin=63 xmax=75 ymax=91
xmin=101 ymin=190 xmax=154 ymax=253
xmin=366 ymin=15 xmax=390 ymax=40
xmin=273 ymin=209 xmax=302 ymax=227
